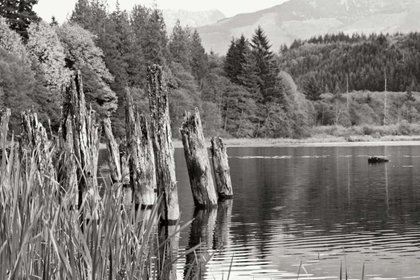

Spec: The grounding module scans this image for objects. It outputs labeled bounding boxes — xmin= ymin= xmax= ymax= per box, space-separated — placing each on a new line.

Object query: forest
xmin=1 ymin=0 xmax=420 ymax=140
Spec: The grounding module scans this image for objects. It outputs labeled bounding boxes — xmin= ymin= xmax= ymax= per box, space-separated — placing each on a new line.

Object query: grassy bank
xmin=172 ymin=123 xmax=420 ymax=148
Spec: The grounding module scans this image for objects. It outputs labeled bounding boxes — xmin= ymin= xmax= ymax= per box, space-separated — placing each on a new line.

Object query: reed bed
xmin=0 ymin=113 xmax=187 ymax=280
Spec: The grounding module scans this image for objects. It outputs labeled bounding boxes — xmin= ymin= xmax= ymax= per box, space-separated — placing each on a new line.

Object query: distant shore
xmin=172 ymin=135 xmax=420 ymax=148
xmin=98 ymin=135 xmax=420 ymax=150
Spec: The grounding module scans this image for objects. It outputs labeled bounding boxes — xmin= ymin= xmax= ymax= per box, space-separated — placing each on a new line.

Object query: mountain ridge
xmin=196 ymin=0 xmax=420 ymax=55
xmin=162 ymin=9 xmax=225 ymax=33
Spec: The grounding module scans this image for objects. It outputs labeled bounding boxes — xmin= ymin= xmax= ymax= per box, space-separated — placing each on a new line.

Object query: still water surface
xmin=173 ymin=145 xmax=420 ymax=279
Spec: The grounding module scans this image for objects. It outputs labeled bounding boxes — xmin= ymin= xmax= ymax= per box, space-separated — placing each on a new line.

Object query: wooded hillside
xmin=1 ymin=1 xmax=420 ymax=139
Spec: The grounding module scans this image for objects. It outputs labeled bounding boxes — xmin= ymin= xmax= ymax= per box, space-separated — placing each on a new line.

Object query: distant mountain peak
xmin=162 ymin=9 xmax=225 ymax=33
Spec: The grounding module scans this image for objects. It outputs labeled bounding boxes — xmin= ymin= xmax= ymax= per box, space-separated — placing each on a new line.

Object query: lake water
xmin=172 ymin=145 xmax=420 ymax=279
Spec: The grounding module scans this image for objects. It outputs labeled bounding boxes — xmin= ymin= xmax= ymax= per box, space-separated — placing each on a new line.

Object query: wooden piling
xmin=125 ymin=89 xmax=156 ymax=208
xmin=210 ymin=136 xmax=233 ymax=199
xmin=60 ymin=71 xmax=100 ymax=210
xmin=103 ymin=116 xmax=122 ymax=183
xmin=60 ymin=118 xmax=78 ymax=201
xmin=148 ymin=65 xmax=179 ymax=223
xmin=180 ymin=108 xmax=218 ymax=207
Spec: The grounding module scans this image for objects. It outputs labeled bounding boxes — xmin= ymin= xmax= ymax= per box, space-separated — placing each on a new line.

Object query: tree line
xmin=280 ymin=32 xmax=420 ymax=100
xmin=1 ymin=0 xmax=420 ymax=139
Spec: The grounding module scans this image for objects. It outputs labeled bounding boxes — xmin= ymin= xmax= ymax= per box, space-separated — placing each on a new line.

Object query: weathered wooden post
xmin=148 ymin=65 xmax=179 ymax=223
xmin=58 ymin=118 xmax=78 ymax=204
xmin=103 ymin=116 xmax=133 ymax=206
xmin=125 ymin=89 xmax=157 ymax=208
xmin=119 ymin=142 xmax=132 ymax=205
xmin=103 ymin=116 xmax=122 ymax=183
xmin=210 ymin=136 xmax=233 ymax=199
xmin=180 ymin=108 xmax=218 ymax=207
xmin=60 ymin=71 xmax=100 ymax=210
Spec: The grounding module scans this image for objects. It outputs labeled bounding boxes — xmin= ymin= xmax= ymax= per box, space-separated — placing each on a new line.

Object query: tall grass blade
xmin=361 ymin=262 xmax=365 ymax=280
xmin=297 ymin=258 xmax=302 ymax=280
xmin=227 ymin=253 xmax=234 ymax=280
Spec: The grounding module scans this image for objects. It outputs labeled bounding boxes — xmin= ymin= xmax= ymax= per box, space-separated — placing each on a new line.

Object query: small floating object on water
xmin=368 ymin=156 xmax=389 ymax=164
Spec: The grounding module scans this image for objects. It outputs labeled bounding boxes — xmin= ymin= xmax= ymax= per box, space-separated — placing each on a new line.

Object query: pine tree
xmin=70 ymin=0 xmax=92 ymax=27
xmin=189 ymin=30 xmax=208 ymax=86
xmin=142 ymin=9 xmax=167 ymax=66
xmin=0 ymin=0 xmax=40 ymax=40
xmin=223 ymin=35 xmax=247 ymax=85
xmin=168 ymin=20 xmax=191 ymax=70
xmin=50 ymin=16 xmax=58 ymax=26
xmin=250 ymin=26 xmax=277 ymax=99
xmin=223 ymin=38 xmax=238 ymax=83
xmin=237 ymin=41 xmax=259 ymax=95
xmin=70 ymin=0 xmax=109 ymax=51
xmin=106 ymin=4 xmax=133 ymax=84
xmin=129 ymin=4 xmax=156 ymax=87
xmin=303 ymin=74 xmax=321 ymax=101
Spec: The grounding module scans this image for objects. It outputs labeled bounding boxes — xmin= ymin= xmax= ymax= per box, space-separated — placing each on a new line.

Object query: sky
xmin=33 ymin=0 xmax=288 ymax=23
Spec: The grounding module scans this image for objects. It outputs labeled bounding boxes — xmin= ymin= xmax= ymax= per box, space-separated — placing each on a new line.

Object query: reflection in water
xmin=100 ymin=146 xmax=420 ymax=279
xmin=214 ymin=200 xmax=233 ymax=250
xmin=184 ymin=207 xmax=217 ymax=279
xmin=158 ymin=224 xmax=180 ymax=280
xmin=136 ymin=208 xmax=156 ymax=280
xmin=175 ymin=146 xmax=420 ymax=279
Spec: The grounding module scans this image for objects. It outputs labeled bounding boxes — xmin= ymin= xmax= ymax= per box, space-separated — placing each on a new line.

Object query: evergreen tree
xmin=70 ymin=0 xmax=108 ymax=38
xmin=189 ymin=30 xmax=208 ymax=86
xmin=0 ymin=0 xmax=40 ymax=39
xmin=223 ymin=35 xmax=247 ymax=85
xmin=106 ymin=4 xmax=133 ymax=84
xmin=129 ymin=4 xmax=150 ymax=84
xmin=237 ymin=41 xmax=260 ymax=95
xmin=223 ymin=38 xmax=238 ymax=83
xmin=168 ymin=20 xmax=191 ymax=70
xmin=303 ymin=74 xmax=321 ymax=101
xmin=50 ymin=16 xmax=58 ymax=26
xmin=142 ymin=9 xmax=167 ymax=66
xmin=250 ymin=26 xmax=277 ymax=99
xmin=109 ymin=3 xmax=148 ymax=137
xmin=70 ymin=0 xmax=91 ymax=26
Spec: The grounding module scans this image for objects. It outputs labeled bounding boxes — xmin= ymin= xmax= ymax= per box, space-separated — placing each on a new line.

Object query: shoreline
xmin=99 ymin=135 xmax=420 ymax=150
xmin=172 ymin=135 xmax=420 ymax=148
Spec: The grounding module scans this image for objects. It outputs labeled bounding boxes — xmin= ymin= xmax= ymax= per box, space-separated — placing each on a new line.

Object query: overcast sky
xmin=33 ymin=0 xmax=288 ymax=23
